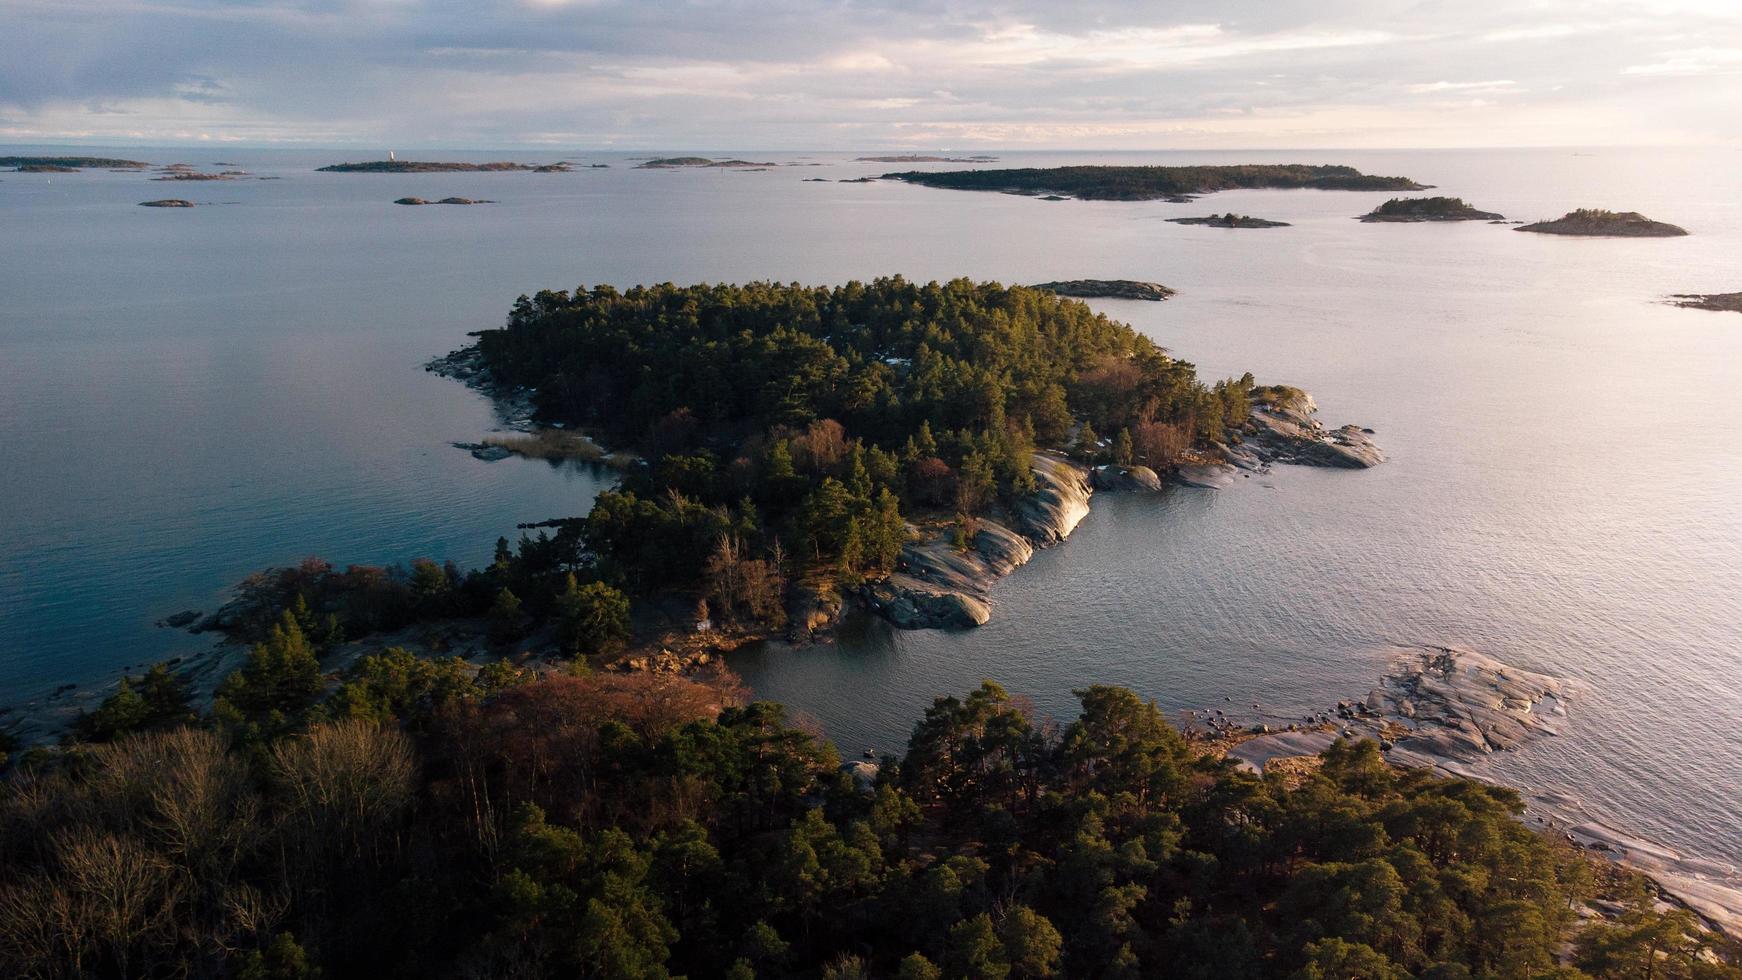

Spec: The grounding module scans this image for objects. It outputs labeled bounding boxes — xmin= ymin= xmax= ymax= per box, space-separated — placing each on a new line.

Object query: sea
xmin=2 ymin=145 xmax=1739 ymax=870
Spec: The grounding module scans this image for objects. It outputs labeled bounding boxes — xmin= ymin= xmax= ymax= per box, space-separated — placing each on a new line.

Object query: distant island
xmin=318 ymin=160 xmax=571 ymax=173
xmin=138 ymin=199 xmax=195 ymax=208
xmin=1167 ymin=213 xmax=1291 ymax=228
xmin=1517 ymin=209 xmax=1689 ymax=237
xmin=880 ymin=164 xmax=1427 ymax=201
xmin=393 ymin=196 xmax=493 ymax=206
xmin=1669 ymin=292 xmax=1742 ymax=313
xmin=1359 ymin=196 xmax=1504 ymax=222
xmin=635 ymin=156 xmax=777 ymax=169
xmin=13 ymin=164 xmax=78 ymax=173
xmin=152 ymin=172 xmax=234 ymax=181
xmin=1030 ymin=279 xmax=1176 ymax=300
xmin=854 ymin=154 xmax=999 ymax=163
xmin=1 ymin=155 xmax=149 ymax=170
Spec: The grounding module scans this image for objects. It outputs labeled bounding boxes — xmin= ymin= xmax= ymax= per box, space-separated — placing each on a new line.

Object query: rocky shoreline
xmin=860 ymin=392 xmax=1383 ymax=630
xmin=1218 ymin=645 xmax=1742 ymax=937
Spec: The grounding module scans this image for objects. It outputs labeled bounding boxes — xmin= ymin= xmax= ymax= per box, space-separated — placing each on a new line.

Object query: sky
xmin=2 ymin=0 xmax=1740 ymax=149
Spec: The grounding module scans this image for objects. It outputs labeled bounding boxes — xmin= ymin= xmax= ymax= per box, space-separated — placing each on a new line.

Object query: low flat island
xmin=2 ymin=155 xmax=150 ymax=170
xmin=1030 ymin=279 xmax=1177 ymax=300
xmin=319 ymin=160 xmax=571 ymax=173
xmin=1167 ymin=213 xmax=1291 ymax=228
xmin=881 ymin=163 xmax=1427 ymax=201
xmin=634 ymin=156 xmax=776 ymax=169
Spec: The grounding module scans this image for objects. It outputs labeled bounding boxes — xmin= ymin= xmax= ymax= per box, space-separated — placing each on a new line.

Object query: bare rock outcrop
xmin=1240 ymin=388 xmax=1384 ymax=468
xmin=863 ymin=454 xmax=1090 ymax=629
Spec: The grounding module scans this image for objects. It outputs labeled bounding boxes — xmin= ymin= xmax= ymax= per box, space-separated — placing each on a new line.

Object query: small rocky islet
xmin=1029 ymin=279 xmax=1176 ymax=301
xmin=1168 ymin=213 xmax=1291 ymax=228
xmin=138 ymin=199 xmax=196 ymax=208
xmin=1359 ymin=196 xmax=1505 ymax=222
xmin=1517 ymin=208 xmax=1688 ymax=237
xmin=393 ymin=197 xmax=494 ymax=206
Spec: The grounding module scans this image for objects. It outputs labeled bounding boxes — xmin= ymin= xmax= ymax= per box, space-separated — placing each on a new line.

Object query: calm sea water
xmin=3 ymin=146 xmax=1739 ymax=865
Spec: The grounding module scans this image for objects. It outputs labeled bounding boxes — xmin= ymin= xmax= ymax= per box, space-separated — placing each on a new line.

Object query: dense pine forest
xmin=4 ymin=664 xmax=1736 ymax=978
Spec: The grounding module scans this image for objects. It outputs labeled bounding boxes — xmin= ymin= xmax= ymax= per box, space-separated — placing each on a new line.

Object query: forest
xmin=878 ymin=165 xmax=1426 ymax=200
xmin=4 ymin=662 xmax=1736 ymax=979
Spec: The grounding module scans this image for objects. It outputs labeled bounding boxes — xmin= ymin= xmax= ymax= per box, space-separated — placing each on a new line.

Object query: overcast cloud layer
xmin=3 ymin=0 xmax=1740 ymax=148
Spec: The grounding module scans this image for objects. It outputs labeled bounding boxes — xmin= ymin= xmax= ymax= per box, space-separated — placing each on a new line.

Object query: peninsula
xmin=881 ymin=163 xmax=1427 ymax=201
xmin=1167 ymin=213 xmax=1291 ymax=228
xmin=1670 ymin=292 xmax=1742 ymax=313
xmin=318 ymin=160 xmax=571 ymax=173
xmin=1359 ymin=196 xmax=1505 ymax=222
xmin=1517 ymin=209 xmax=1689 ymax=237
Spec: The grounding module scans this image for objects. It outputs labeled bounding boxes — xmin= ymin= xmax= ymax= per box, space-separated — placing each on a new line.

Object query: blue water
xmin=3 ymin=146 xmax=1739 ymax=865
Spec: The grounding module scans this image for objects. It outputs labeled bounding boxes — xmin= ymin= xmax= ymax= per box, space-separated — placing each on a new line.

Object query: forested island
xmin=1 ymin=155 xmax=149 ymax=169
xmin=1359 ymin=197 xmax=1505 ymax=222
xmin=1517 ymin=209 xmax=1689 ymax=237
xmin=319 ymin=160 xmax=572 ymax=173
xmin=880 ymin=164 xmax=1427 ymax=201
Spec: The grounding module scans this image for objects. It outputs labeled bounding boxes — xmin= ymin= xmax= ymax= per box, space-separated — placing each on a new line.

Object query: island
xmin=1669 ymin=292 xmax=1742 ymax=313
xmin=880 ymin=163 xmax=1428 ymax=201
xmin=393 ymin=196 xmax=494 ymax=206
xmin=138 ymin=199 xmax=196 ymax=208
xmin=854 ymin=154 xmax=999 ymax=163
xmin=1030 ymin=279 xmax=1176 ymax=300
xmin=13 ymin=163 xmax=78 ymax=173
xmin=1167 ymin=213 xmax=1291 ymax=228
xmin=1517 ymin=209 xmax=1689 ymax=237
xmin=634 ymin=156 xmax=777 ymax=168
xmin=151 ymin=172 xmax=234 ymax=181
xmin=318 ymin=160 xmax=571 ymax=173
xmin=1358 ymin=196 xmax=1504 ymax=222
xmin=0 ymin=155 xmax=150 ymax=170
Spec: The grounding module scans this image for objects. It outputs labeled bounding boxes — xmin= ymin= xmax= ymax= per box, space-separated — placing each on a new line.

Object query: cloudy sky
xmin=3 ymin=0 xmax=1740 ymax=148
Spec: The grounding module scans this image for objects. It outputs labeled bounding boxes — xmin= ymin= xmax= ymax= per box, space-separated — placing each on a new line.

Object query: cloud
xmin=1623 ymin=47 xmax=1742 ymax=76
xmin=0 ymin=0 xmax=1739 ymax=147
